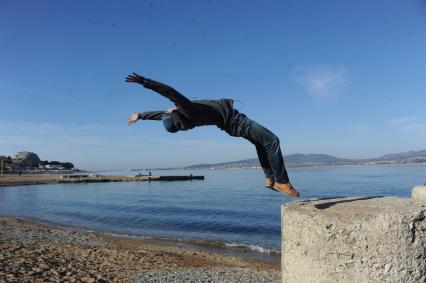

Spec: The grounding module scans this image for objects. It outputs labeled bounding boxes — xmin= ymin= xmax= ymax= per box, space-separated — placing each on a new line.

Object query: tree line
xmin=40 ymin=160 xmax=74 ymax=169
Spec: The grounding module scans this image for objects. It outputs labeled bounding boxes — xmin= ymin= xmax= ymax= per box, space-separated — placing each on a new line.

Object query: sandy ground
xmin=0 ymin=173 xmax=202 ymax=187
xmin=0 ymin=216 xmax=280 ymax=282
xmin=0 ymin=174 xmax=63 ymax=187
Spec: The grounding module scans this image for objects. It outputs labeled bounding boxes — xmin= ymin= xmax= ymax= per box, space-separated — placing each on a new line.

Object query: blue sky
xmin=1 ymin=0 xmax=426 ymax=169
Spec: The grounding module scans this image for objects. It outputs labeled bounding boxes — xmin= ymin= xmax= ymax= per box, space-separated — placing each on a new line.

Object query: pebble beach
xmin=0 ymin=215 xmax=280 ymax=282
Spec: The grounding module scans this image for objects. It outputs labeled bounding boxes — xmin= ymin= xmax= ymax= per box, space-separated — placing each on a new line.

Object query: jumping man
xmin=125 ymin=73 xmax=300 ymax=197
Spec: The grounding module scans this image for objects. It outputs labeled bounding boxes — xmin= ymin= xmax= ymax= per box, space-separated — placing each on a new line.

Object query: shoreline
xmin=1 ymin=162 xmax=424 ymax=187
xmin=0 ymin=214 xmax=280 ymax=282
xmin=0 ymin=173 xmax=204 ymax=188
xmin=3 ymin=213 xmax=281 ymax=262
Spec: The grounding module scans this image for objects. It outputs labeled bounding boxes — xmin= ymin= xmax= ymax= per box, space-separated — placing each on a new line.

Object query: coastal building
xmin=43 ymin=164 xmax=64 ymax=170
xmin=12 ymin=151 xmax=41 ymax=168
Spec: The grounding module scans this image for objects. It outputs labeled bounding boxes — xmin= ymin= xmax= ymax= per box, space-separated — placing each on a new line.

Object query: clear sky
xmin=1 ymin=0 xmax=426 ymax=170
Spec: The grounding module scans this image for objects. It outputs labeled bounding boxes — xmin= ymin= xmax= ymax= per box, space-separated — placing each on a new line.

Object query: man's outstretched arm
xmin=125 ymin=73 xmax=192 ymax=108
xmin=139 ymin=111 xmax=164 ymax=120
xmin=128 ymin=111 xmax=165 ymax=125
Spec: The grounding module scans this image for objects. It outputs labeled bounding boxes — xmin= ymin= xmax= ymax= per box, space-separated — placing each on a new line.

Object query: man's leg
xmin=245 ymin=121 xmax=290 ymax=184
xmin=242 ymin=119 xmax=299 ymax=197
xmin=254 ymin=144 xmax=276 ymax=188
xmin=255 ymin=144 xmax=274 ymax=179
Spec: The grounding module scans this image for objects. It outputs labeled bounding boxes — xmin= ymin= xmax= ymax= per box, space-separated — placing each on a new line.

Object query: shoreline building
xmin=12 ymin=151 xmax=41 ymax=168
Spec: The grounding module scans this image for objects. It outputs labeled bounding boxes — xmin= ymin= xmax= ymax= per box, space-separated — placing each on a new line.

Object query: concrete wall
xmin=412 ymin=184 xmax=426 ymax=202
xmin=281 ymin=186 xmax=426 ymax=283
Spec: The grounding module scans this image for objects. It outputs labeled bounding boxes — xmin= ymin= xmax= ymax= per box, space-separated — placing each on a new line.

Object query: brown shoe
xmin=265 ymin=177 xmax=275 ymax=188
xmin=273 ymin=182 xmax=300 ymax=197
xmin=265 ymin=177 xmax=278 ymax=192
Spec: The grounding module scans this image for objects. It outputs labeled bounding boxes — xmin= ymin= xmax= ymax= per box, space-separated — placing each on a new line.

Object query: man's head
xmin=162 ymin=113 xmax=178 ymax=133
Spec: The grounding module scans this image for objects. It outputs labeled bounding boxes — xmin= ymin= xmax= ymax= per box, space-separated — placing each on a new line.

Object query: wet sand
xmin=0 ymin=216 xmax=280 ymax=282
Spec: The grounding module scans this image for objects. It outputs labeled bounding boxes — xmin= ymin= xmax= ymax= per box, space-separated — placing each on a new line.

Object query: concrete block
xmin=412 ymin=184 xmax=426 ymax=202
xmin=281 ymin=197 xmax=426 ymax=283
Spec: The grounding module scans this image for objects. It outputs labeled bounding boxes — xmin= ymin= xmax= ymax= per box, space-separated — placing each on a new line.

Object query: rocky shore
xmin=0 ymin=216 xmax=280 ymax=282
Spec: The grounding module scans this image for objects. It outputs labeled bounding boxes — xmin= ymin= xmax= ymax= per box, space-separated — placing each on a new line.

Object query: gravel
xmin=135 ymin=267 xmax=280 ymax=283
xmin=1 ymin=216 xmax=281 ymax=282
xmin=0 ymin=217 xmax=110 ymax=247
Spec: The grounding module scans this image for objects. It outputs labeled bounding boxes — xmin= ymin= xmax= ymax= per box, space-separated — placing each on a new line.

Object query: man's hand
xmin=128 ymin=114 xmax=140 ymax=125
xmin=125 ymin=72 xmax=146 ymax=84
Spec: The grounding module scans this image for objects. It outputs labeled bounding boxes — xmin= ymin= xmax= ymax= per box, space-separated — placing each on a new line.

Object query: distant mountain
xmin=184 ymin=153 xmax=350 ymax=169
xmin=378 ymin=150 xmax=426 ymax=160
xmin=184 ymin=158 xmax=259 ymax=169
xmin=284 ymin=154 xmax=349 ymax=163
xmin=183 ymin=150 xmax=426 ymax=169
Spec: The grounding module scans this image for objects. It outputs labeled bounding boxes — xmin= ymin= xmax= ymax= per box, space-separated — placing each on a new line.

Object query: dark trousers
xmin=231 ymin=113 xmax=290 ymax=184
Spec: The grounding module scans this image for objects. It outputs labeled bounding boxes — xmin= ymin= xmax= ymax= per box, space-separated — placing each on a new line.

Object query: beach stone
xmin=135 ymin=267 xmax=280 ymax=283
xmin=412 ymin=184 xmax=426 ymax=202
xmin=281 ymin=197 xmax=426 ymax=283
xmin=81 ymin=277 xmax=96 ymax=283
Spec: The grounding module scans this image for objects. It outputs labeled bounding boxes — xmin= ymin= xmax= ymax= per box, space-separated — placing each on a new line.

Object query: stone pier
xmin=281 ymin=185 xmax=426 ymax=283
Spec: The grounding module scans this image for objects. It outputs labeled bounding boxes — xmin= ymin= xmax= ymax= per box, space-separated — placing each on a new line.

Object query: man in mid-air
xmin=125 ymin=72 xmax=300 ymax=197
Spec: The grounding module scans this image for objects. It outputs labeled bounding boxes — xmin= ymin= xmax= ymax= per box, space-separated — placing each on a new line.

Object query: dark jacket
xmin=137 ymin=79 xmax=239 ymax=134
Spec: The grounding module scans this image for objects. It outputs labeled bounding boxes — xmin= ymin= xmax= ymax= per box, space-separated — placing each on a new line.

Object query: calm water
xmin=0 ymin=165 xmax=425 ymax=252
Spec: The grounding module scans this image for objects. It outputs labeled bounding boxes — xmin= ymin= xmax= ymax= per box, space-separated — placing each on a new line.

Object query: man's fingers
xmin=128 ymin=116 xmax=138 ymax=125
xmin=125 ymin=74 xmax=138 ymax=82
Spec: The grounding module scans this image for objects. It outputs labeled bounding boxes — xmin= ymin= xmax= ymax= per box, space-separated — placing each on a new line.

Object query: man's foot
xmin=273 ymin=182 xmax=300 ymax=197
xmin=265 ymin=177 xmax=278 ymax=192
xmin=265 ymin=177 xmax=275 ymax=188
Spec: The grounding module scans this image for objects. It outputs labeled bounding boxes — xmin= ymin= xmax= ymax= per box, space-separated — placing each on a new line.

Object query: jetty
xmin=0 ymin=173 xmax=204 ymax=187
xmin=60 ymin=174 xmax=204 ymax=183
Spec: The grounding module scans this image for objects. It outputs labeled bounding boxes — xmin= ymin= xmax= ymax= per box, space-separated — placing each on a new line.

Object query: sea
xmin=0 ymin=164 xmax=425 ymax=258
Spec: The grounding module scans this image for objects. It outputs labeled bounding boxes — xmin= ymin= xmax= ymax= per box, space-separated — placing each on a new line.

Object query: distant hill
xmin=183 ymin=150 xmax=426 ymax=169
xmin=184 ymin=153 xmax=350 ymax=169
xmin=184 ymin=158 xmax=259 ymax=169
xmin=284 ymin=153 xmax=348 ymax=163
xmin=378 ymin=150 xmax=426 ymax=160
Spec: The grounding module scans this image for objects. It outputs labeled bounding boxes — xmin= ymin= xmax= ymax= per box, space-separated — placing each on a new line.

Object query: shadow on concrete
xmin=314 ymin=196 xmax=385 ymax=210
